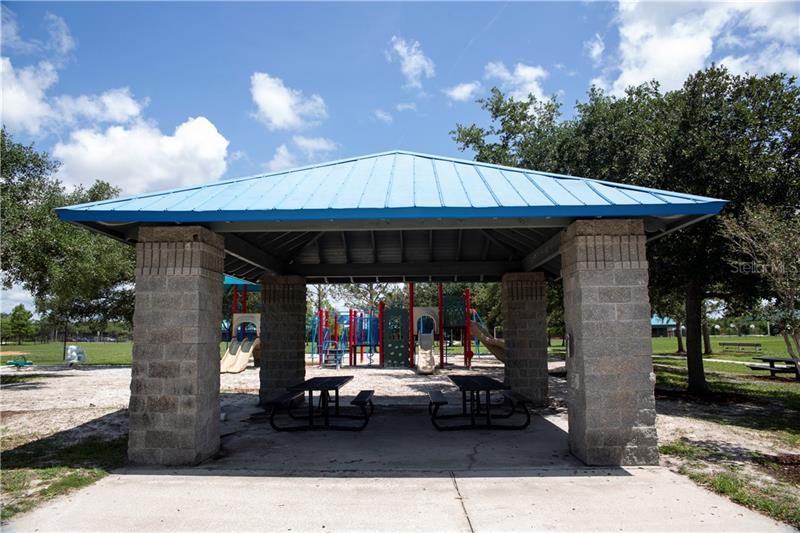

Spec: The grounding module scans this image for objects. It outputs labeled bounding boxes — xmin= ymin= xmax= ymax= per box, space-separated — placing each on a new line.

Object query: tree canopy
xmin=1 ymin=128 xmax=135 ymax=330
xmin=453 ymin=66 xmax=800 ymax=393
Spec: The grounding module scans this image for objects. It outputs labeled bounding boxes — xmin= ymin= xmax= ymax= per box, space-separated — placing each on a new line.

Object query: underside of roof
xmin=56 ymin=151 xmax=727 ymax=283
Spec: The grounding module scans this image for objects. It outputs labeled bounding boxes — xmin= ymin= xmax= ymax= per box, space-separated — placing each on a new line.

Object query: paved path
xmin=7 ymin=467 xmax=788 ymax=532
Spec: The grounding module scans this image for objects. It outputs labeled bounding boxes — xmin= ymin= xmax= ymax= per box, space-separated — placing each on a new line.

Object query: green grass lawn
xmin=652 ymin=334 xmax=791 ymax=360
xmin=2 ymin=334 xmax=793 ymax=367
xmin=1 ymin=342 xmax=133 ymax=365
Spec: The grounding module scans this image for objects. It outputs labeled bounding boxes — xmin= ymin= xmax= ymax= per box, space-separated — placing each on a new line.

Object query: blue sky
xmin=2 ymin=1 xmax=798 ymax=312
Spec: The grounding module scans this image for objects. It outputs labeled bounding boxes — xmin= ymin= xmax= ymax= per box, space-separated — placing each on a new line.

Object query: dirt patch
xmin=0 ymin=351 xmax=28 ymax=357
xmin=757 ymin=454 xmax=800 ymax=485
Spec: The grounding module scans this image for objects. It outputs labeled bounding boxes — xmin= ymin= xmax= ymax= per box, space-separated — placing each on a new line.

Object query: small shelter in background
xmin=651 ymin=315 xmax=678 ymax=337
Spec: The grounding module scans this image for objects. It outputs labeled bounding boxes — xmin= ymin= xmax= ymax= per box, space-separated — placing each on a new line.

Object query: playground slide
xmin=470 ymin=322 xmax=508 ymax=364
xmin=220 ymin=339 xmax=259 ymax=373
xmin=220 ymin=339 xmax=241 ymax=372
xmin=416 ymin=333 xmax=437 ymax=374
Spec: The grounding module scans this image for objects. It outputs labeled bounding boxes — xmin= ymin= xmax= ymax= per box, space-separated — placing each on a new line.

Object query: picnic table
xmin=262 ymin=376 xmax=374 ymax=431
xmin=428 ymin=374 xmax=532 ymax=430
xmin=720 ymin=341 xmax=762 ymax=353
xmin=748 ymin=357 xmax=799 ymax=380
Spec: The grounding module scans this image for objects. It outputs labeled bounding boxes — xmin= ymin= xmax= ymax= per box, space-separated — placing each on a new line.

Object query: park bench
xmin=747 ymin=357 xmax=799 ymax=380
xmin=429 ymin=376 xmax=533 ymax=431
xmin=262 ymin=390 xmax=305 ymax=431
xmin=719 ymin=341 xmax=762 ymax=353
xmin=5 ymin=357 xmax=33 ymax=370
xmin=428 ymin=390 xmax=448 ymax=416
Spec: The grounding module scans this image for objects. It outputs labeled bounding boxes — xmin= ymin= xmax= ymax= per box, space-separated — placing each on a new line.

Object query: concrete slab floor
xmin=7 ymin=468 xmax=789 ymax=532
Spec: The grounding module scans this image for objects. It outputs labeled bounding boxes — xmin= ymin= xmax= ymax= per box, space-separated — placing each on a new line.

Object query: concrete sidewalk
xmin=7 ymin=467 xmax=788 ymax=532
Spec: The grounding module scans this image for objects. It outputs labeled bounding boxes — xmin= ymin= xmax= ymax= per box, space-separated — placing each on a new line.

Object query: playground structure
xmin=220 ymin=313 xmax=261 ymax=373
xmin=309 ymin=283 xmax=506 ymax=371
xmin=220 ymin=276 xmax=262 ymax=374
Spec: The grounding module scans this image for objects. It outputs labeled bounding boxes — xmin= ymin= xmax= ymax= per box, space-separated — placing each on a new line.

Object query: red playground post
xmin=317 ymin=308 xmax=324 ymax=364
xmin=408 ymin=282 xmax=415 ymax=368
xmin=438 ymin=282 xmax=444 ymax=369
xmin=349 ymin=309 xmax=356 ymax=366
xmin=464 ymin=288 xmax=473 ymax=369
xmin=359 ymin=312 xmax=365 ymax=363
xmin=242 ymin=286 xmax=248 ymax=313
xmin=378 ymin=301 xmax=385 ymax=368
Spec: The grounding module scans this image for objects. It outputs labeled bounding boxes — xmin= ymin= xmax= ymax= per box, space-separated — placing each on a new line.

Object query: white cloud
xmin=374 ymin=109 xmax=393 ymax=124
xmin=443 ymin=81 xmax=482 ymax=102
xmin=385 ymin=35 xmax=435 ymax=89
xmin=1 ymin=6 xmax=39 ymax=54
xmin=1 ymin=7 xmax=74 ymax=59
xmin=53 ymin=117 xmax=229 ymax=195
xmin=584 ymin=33 xmax=605 ymax=65
xmin=396 ymin=102 xmax=416 ymax=112
xmin=54 ymin=87 xmax=145 ymax=125
xmin=601 ymin=1 xmax=800 ymax=95
xmin=265 ymin=144 xmax=297 ymax=171
xmin=719 ymin=42 xmax=800 ymax=77
xmin=0 ymin=283 xmax=37 ymax=315
xmin=484 ymin=61 xmax=548 ymax=100
xmin=292 ymin=135 xmax=337 ymax=158
xmin=43 ymin=12 xmax=75 ymax=57
xmin=230 ymin=150 xmax=246 ymax=161
xmin=0 ymin=57 xmax=58 ymax=135
xmin=250 ymin=72 xmax=327 ymax=131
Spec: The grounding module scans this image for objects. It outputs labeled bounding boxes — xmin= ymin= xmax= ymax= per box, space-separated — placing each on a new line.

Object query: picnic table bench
xmin=719 ymin=341 xmax=762 ymax=353
xmin=261 ymin=376 xmax=375 ymax=431
xmin=428 ymin=375 xmax=532 ymax=431
xmin=747 ymin=357 xmax=799 ymax=380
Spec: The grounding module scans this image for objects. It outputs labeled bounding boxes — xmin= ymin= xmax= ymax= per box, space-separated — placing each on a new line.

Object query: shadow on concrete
xmin=202 ymin=391 xmax=619 ymax=479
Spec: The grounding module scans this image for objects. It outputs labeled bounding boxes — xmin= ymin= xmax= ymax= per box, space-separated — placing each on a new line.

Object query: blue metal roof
xmin=224 ymin=275 xmax=260 ymax=287
xmin=56 ymin=150 xmax=726 ymax=223
xmin=651 ymin=315 xmax=677 ymax=327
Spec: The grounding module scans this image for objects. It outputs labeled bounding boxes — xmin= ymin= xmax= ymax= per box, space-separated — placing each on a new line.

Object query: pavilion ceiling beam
xmin=371 ymin=231 xmax=377 ymax=264
xmin=522 ymin=231 xmax=563 ymax=272
xmin=224 ymin=234 xmax=285 ymax=275
xmin=288 ymin=261 xmax=520 ymax=279
xmin=480 ymin=229 xmax=517 ymax=257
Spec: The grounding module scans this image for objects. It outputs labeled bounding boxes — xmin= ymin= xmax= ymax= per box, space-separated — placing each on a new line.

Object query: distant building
xmin=651 ymin=315 xmax=677 ymax=337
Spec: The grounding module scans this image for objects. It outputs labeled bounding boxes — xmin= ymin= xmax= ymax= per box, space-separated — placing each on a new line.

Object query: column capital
xmin=136 ymin=225 xmax=224 ymax=249
xmin=560 ymin=218 xmax=648 ymax=273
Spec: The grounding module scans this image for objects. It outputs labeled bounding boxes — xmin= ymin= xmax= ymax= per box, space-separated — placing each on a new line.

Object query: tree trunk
xmin=685 ymin=280 xmax=707 ymax=393
xmin=703 ymin=322 xmax=713 ymax=355
xmin=62 ymin=323 xmax=69 ymax=360
xmin=782 ymin=330 xmax=796 ymax=359
xmin=676 ymin=321 xmax=685 ymax=353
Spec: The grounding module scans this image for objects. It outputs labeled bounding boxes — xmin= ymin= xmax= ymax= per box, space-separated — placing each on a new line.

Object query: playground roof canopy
xmin=57 ymin=150 xmax=726 ymax=283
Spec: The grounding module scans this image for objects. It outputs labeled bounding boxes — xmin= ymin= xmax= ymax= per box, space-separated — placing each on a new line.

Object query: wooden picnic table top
xmin=448 ymin=375 xmax=508 ymax=392
xmin=289 ymin=376 xmax=354 ymax=392
xmin=720 ymin=341 xmax=762 ymax=345
xmin=754 ymin=357 xmax=798 ymax=364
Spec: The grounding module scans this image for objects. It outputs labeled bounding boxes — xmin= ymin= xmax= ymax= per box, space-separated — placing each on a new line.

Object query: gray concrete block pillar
xmin=128 ymin=226 xmax=224 ymax=465
xmin=560 ymin=219 xmax=658 ymax=466
xmin=501 ymin=272 xmax=549 ymax=406
xmin=259 ymin=275 xmax=307 ymax=405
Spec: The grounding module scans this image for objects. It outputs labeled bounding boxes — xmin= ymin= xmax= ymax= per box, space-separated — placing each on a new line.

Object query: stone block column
xmin=259 ymin=275 xmax=306 ymax=405
xmin=501 ymin=272 xmax=548 ymax=406
xmin=129 ymin=226 xmax=224 ymax=465
xmin=561 ymin=219 xmax=658 ymax=466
